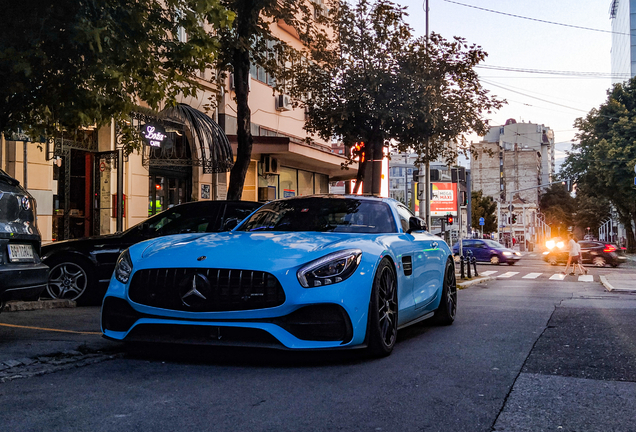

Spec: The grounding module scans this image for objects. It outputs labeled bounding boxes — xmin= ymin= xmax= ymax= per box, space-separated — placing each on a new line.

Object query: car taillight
xmin=603 ymin=244 xmax=616 ymax=253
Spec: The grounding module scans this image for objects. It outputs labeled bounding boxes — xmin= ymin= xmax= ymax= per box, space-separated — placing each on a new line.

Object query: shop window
xmin=298 ymin=170 xmax=314 ymax=196
xmin=315 ymin=173 xmax=329 ymax=194
xmin=279 ymin=166 xmax=297 ymax=198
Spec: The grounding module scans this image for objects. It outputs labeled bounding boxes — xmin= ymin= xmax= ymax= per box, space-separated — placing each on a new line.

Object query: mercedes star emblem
xmin=181 ymin=274 xmax=210 ymax=307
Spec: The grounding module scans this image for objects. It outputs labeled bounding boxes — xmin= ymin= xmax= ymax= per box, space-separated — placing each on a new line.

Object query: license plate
xmin=8 ymin=244 xmax=35 ymax=262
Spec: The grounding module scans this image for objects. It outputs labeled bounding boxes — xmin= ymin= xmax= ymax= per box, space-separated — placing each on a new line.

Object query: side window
xmin=395 ymin=204 xmax=412 ymax=233
xmin=463 ymin=240 xmax=475 ymax=248
xmin=219 ymin=205 xmax=259 ymax=231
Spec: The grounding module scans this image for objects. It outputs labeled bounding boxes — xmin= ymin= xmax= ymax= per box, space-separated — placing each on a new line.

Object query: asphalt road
xmin=1 ymin=255 xmax=635 ymax=432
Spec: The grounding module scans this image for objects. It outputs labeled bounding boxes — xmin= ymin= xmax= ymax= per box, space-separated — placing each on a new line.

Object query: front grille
xmin=129 ymin=268 xmax=286 ymax=312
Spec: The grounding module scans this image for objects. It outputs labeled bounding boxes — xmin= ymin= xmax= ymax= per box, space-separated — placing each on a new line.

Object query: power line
xmin=476 ymin=65 xmax=627 ymax=79
xmin=480 ymin=79 xmax=590 ymax=113
xmin=442 ymin=0 xmax=630 ymax=36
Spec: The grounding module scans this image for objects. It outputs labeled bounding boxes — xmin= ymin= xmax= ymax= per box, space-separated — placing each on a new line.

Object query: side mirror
xmin=407 ymin=216 xmax=427 ymax=234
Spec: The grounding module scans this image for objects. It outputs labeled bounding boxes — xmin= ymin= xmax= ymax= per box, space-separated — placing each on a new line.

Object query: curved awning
xmin=159 ymin=104 xmax=234 ymax=174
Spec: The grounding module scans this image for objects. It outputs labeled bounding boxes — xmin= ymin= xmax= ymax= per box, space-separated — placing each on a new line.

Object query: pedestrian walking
xmin=563 ymin=233 xmax=587 ymax=276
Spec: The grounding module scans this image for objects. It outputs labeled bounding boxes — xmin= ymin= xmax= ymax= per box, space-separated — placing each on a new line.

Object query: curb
xmin=457 ymin=276 xmax=496 ymax=289
xmin=599 ymin=275 xmax=636 ymax=293
xmin=2 ymin=299 xmax=76 ymax=312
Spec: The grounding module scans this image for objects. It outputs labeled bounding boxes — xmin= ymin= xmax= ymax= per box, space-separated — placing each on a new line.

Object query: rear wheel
xmin=432 ymin=258 xmax=457 ymax=325
xmin=593 ymin=257 xmax=606 ymax=267
xmin=46 ymin=257 xmax=96 ymax=305
xmin=367 ymin=259 xmax=398 ymax=357
xmin=490 ymin=255 xmax=500 ymax=265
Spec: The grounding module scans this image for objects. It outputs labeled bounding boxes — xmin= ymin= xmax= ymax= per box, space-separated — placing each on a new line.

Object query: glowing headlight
xmin=556 ymin=241 xmax=564 ymax=249
xmin=297 ymin=249 xmax=362 ymax=288
xmin=502 ymin=251 xmax=512 ymax=256
xmin=114 ymin=249 xmax=133 ymax=284
xmin=546 ymin=240 xmax=555 ymax=249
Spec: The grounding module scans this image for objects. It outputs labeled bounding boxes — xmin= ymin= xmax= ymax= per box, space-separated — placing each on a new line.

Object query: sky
xmin=396 ymin=0 xmax=616 ymax=171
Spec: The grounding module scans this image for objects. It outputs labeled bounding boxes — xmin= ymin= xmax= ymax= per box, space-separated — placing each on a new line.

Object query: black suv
xmin=0 ymin=169 xmax=49 ymax=310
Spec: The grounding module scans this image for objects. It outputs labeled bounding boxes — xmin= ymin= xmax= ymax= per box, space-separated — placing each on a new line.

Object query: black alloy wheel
xmin=432 ymin=258 xmax=457 ymax=326
xmin=367 ymin=258 xmax=398 ymax=357
xmin=46 ymin=257 xmax=95 ymax=305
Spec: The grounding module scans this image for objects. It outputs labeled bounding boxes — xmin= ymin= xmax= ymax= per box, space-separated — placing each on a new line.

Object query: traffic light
xmin=412 ymin=169 xmax=419 ymax=182
xmin=511 ymin=214 xmax=517 ymax=224
xmin=446 ymin=214 xmax=454 ymax=225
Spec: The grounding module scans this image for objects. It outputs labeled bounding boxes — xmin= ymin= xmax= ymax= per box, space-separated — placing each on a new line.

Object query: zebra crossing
xmin=475 ymin=270 xmax=597 ymax=282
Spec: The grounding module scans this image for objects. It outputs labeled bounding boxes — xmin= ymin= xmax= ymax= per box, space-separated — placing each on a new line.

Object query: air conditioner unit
xmin=262 ymin=155 xmax=280 ymax=175
xmin=275 ymin=94 xmax=292 ymax=111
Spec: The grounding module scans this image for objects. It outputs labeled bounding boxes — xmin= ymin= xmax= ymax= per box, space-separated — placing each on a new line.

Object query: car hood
xmin=136 ymin=231 xmax=380 ymax=270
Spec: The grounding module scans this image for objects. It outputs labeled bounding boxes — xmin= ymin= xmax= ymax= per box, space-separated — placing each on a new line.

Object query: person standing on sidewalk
xmin=563 ymin=233 xmax=587 ymax=276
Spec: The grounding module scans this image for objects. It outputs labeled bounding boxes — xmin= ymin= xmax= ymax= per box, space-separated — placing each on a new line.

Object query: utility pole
xmin=418 ymin=0 xmax=431 ymax=229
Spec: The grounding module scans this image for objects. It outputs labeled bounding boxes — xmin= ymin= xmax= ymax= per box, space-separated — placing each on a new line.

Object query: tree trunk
xmin=226 ymin=49 xmax=253 ymax=201
xmin=362 ymin=136 xmax=383 ymax=195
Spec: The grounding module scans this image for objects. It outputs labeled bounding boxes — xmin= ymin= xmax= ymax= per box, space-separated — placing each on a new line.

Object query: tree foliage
xmin=539 ymin=184 xmax=576 ymax=238
xmin=561 ymin=77 xmax=636 ymax=250
xmin=214 ymin=0 xmax=331 ymax=200
xmin=471 ymin=190 xmax=497 ymax=233
xmin=291 ymin=0 xmax=504 ymax=193
xmin=1 ymin=0 xmax=234 ymax=154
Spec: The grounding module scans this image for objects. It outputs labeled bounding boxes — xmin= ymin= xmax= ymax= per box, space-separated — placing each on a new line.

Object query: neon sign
xmin=143 ymin=124 xmax=167 ymax=147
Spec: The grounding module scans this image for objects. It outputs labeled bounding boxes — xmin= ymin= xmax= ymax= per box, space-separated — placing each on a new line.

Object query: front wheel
xmin=490 ymin=255 xmax=500 ymax=265
xmin=548 ymin=256 xmax=558 ymax=266
xmin=367 ymin=259 xmax=398 ymax=357
xmin=432 ymin=258 xmax=457 ymax=325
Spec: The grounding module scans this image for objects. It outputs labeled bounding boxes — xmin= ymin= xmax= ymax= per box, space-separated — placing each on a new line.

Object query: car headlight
xmin=556 ymin=241 xmax=564 ymax=249
xmin=297 ymin=249 xmax=362 ymax=288
xmin=114 ymin=249 xmax=133 ymax=284
xmin=546 ymin=240 xmax=555 ymax=249
xmin=502 ymin=251 xmax=512 ymax=256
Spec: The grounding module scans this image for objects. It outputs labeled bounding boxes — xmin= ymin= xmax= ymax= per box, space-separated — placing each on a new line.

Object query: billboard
xmin=415 ymin=182 xmax=457 ymax=216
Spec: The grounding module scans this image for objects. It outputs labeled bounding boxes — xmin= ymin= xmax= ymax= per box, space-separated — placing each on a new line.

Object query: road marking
xmin=480 ymin=271 xmax=498 ymax=276
xmin=549 ymin=273 xmax=566 ymax=280
xmin=578 ymin=275 xmax=594 ymax=282
xmin=0 ymin=323 xmax=101 ymax=335
xmin=497 ymin=272 xmax=519 ymax=278
xmin=522 ymin=273 xmax=542 ymax=279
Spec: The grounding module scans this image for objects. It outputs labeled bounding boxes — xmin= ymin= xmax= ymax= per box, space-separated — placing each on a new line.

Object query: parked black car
xmin=41 ymin=200 xmax=261 ymax=305
xmin=0 ymin=169 xmax=49 ymax=311
xmin=543 ymin=240 xmax=627 ymax=267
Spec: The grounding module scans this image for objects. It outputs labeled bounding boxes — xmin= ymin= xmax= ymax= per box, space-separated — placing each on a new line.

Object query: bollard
xmin=459 ymin=254 xmax=465 ymax=279
xmin=466 ymin=252 xmax=472 ymax=278
xmin=471 ymin=255 xmax=478 ymax=277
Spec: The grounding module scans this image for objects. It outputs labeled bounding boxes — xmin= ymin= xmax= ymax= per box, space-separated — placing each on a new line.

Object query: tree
xmin=471 ymin=190 xmax=497 ymax=233
xmin=539 ymin=184 xmax=576 ymax=238
xmin=1 ymin=0 xmax=234 ymax=153
xmin=214 ymin=0 xmax=331 ymax=200
xmin=291 ymin=0 xmax=503 ymax=193
xmin=561 ymin=76 xmax=636 ymax=250
xmin=572 ymin=185 xmax=611 ymax=236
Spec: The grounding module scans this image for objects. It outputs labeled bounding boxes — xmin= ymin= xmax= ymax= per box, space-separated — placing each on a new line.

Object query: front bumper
xmin=101 ymin=270 xmax=372 ymax=350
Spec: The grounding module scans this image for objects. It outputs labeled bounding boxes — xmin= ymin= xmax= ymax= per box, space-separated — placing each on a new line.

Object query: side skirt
xmin=397 ymin=311 xmax=435 ymax=330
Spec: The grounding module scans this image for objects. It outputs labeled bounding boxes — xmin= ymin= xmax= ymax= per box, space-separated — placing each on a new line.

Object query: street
xmin=1 ymin=254 xmax=635 ymax=432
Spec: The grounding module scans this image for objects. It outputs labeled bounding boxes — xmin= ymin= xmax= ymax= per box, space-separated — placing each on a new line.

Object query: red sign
xmin=431 ymin=183 xmax=457 ymax=216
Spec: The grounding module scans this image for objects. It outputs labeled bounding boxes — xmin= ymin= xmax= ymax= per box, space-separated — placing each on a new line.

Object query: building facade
xmin=471 ymin=119 xmax=554 ymax=248
xmin=610 ymin=0 xmax=634 ymax=84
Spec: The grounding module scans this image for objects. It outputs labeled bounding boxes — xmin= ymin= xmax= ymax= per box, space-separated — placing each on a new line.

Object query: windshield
xmin=237 ymin=197 xmax=397 ymax=233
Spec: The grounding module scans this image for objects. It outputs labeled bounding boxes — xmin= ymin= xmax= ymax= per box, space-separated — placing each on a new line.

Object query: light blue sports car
xmin=101 ymin=195 xmax=457 ymax=357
